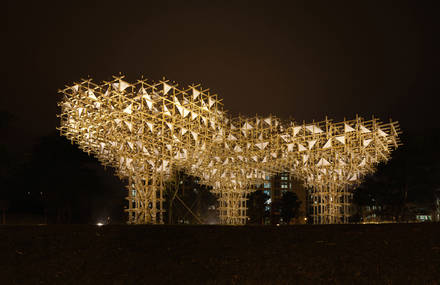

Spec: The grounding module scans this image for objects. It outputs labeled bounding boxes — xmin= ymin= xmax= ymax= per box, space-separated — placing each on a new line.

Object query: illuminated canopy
xmin=58 ymin=75 xmax=401 ymax=224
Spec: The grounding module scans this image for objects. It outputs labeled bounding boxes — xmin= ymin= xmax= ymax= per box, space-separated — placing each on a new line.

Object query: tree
xmin=0 ymin=110 xmax=15 ymax=224
xmin=247 ymin=190 xmax=269 ymax=224
xmin=280 ymin=191 xmax=301 ymax=224
xmin=353 ymin=130 xmax=440 ymax=222
xmin=23 ymin=132 xmax=105 ymax=223
xmin=164 ymin=171 xmax=217 ymax=224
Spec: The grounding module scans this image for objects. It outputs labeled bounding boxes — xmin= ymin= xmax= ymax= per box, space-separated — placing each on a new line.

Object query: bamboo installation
xmin=58 ymin=75 xmax=401 ymax=224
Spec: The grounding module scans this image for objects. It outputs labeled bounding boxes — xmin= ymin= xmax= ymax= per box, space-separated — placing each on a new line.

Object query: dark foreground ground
xmin=1 ymin=223 xmax=439 ymax=285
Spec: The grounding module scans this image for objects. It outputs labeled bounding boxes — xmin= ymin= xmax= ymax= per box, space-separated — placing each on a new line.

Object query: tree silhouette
xmin=247 ymin=190 xmax=269 ymax=224
xmin=280 ymin=191 xmax=301 ymax=224
xmin=23 ymin=132 xmax=106 ymax=223
xmin=353 ymin=130 xmax=440 ymax=222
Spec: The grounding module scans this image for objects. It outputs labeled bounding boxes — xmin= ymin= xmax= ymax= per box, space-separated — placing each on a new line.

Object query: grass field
xmin=1 ymin=223 xmax=439 ymax=284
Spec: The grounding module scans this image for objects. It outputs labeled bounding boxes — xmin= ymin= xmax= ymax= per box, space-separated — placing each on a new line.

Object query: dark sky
xmin=5 ymin=0 xmax=439 ymax=150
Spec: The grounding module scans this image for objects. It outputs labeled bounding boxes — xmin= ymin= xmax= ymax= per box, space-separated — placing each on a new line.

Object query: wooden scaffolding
xmin=58 ymin=75 xmax=401 ymax=225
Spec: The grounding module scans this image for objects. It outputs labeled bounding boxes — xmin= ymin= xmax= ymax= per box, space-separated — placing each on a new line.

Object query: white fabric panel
xmin=306 ymin=125 xmax=323 ymax=134
xmin=176 ymin=105 xmax=184 ymax=116
xmin=138 ymin=87 xmax=147 ymax=95
xmin=335 ymin=136 xmax=345 ymax=145
xmin=144 ymin=99 xmax=153 ymax=110
xmin=183 ymin=108 xmax=190 ymax=117
xmin=125 ymin=157 xmax=133 ymax=168
xmin=87 ymin=89 xmax=97 ymax=100
xmin=119 ymin=80 xmax=130 ymax=91
xmin=360 ymin=125 xmax=371 ymax=133
xmin=103 ymin=88 xmax=111 ymax=97
xmin=166 ymin=122 xmax=173 ymax=131
xmin=123 ymin=104 xmax=132 ymax=114
xmin=208 ymin=97 xmax=215 ymax=108
xmin=163 ymin=105 xmax=171 ymax=116
xmin=344 ymin=123 xmax=355 ymax=132
xmin=255 ymin=118 xmax=260 ymax=126
xmin=227 ymin=134 xmax=237 ymax=141
xmin=303 ymin=154 xmax=309 ymax=163
xmin=281 ymin=134 xmax=290 ymax=142
xmin=316 ymin=158 xmax=330 ymax=167
xmin=322 ymin=139 xmax=332 ymax=149
xmin=191 ymin=131 xmax=198 ymax=141
xmin=193 ymin=88 xmax=200 ymax=100
xmin=264 ymin=117 xmax=271 ymax=126
xmin=349 ymin=173 xmax=357 ymax=181
xmin=378 ymin=129 xmax=388 ymax=137
xmin=256 ymin=142 xmax=269 ymax=150
xmin=363 ymin=139 xmax=372 ymax=147
xmin=201 ymin=116 xmax=208 ymax=126
xmin=242 ymin=122 xmax=253 ymax=130
xmin=146 ymin=122 xmax=154 ymax=132
xmin=124 ymin=121 xmax=133 ymax=132
xmin=308 ymin=139 xmax=317 ymax=150
xmin=287 ymin=143 xmax=295 ymax=152
xmin=142 ymin=91 xmax=151 ymax=101
xmin=298 ymin=143 xmax=307 ymax=152
xmin=293 ymin=126 xmax=302 ymax=136
xmin=100 ymin=142 xmax=105 ymax=153
xmin=163 ymin=83 xmax=172 ymax=95
xmin=191 ymin=112 xmax=198 ymax=120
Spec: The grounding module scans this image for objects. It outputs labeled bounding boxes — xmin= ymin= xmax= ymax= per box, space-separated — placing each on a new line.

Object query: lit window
xmin=264 ymin=182 xmax=271 ymax=189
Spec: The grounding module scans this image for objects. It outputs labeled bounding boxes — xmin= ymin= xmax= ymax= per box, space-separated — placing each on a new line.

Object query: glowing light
xmin=58 ymin=75 xmax=401 ymax=225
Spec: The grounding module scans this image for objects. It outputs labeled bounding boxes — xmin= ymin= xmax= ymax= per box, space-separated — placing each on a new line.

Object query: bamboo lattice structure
xmin=57 ymin=75 xmax=401 ymax=224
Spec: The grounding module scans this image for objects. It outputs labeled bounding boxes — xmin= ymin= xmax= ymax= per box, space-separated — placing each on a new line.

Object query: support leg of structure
xmin=218 ymin=190 xmax=248 ymax=225
xmin=125 ymin=172 xmax=165 ymax=224
xmin=309 ymin=184 xmax=352 ymax=224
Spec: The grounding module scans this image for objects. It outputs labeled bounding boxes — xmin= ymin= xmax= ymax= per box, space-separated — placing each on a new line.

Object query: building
xmin=259 ymin=172 xmax=307 ymax=224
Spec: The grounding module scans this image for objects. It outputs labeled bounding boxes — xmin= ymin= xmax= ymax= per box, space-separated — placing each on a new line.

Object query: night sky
xmin=5 ymin=0 xmax=439 ymax=151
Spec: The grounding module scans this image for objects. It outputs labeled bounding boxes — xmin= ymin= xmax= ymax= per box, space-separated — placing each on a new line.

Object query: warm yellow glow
xmin=58 ymin=75 xmax=401 ymax=225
